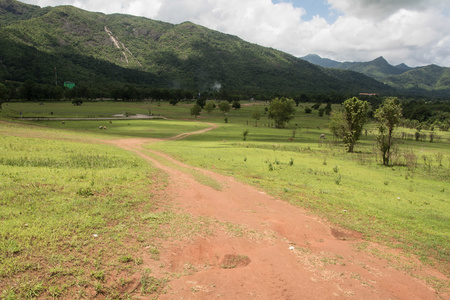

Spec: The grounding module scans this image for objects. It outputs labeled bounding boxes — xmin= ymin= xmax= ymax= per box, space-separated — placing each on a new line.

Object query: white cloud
xmin=20 ymin=0 xmax=450 ymax=67
xmin=328 ymin=0 xmax=448 ymax=20
xmin=322 ymin=5 xmax=450 ymax=66
xmin=188 ymin=0 xmax=307 ymax=47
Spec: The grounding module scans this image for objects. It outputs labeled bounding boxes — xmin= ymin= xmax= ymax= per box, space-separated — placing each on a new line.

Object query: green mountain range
xmin=2 ymin=0 xmax=445 ymax=99
xmin=301 ymin=54 xmax=450 ymax=95
xmin=0 ymin=0 xmax=395 ymax=98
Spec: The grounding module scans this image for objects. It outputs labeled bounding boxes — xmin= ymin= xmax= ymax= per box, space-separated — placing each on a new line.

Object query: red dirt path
xmin=107 ymin=126 xmax=449 ymax=299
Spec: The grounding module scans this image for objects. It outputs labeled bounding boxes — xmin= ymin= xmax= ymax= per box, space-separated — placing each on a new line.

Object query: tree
xmin=329 ymin=97 xmax=369 ymax=152
xmin=204 ymin=101 xmax=216 ymax=114
xmin=72 ymin=99 xmax=83 ymax=106
xmin=232 ymin=100 xmax=241 ymax=110
xmin=251 ymin=106 xmax=261 ymax=125
xmin=218 ymin=101 xmax=231 ymax=115
xmin=268 ymin=97 xmax=296 ymax=128
xmin=324 ymin=103 xmax=332 ymax=115
xmin=375 ymin=97 xmax=402 ymax=165
xmin=329 ymin=111 xmax=345 ymax=140
xmin=318 ymin=107 xmax=325 ymax=117
xmin=0 ymin=83 xmax=8 ymax=110
xmin=169 ymin=99 xmax=179 ymax=106
xmin=300 ymin=94 xmax=309 ymax=103
xmin=268 ymin=97 xmax=295 ymax=128
xmin=19 ymin=80 xmax=36 ymax=100
xmin=190 ymin=103 xmax=202 ymax=118
xmin=311 ymin=103 xmax=321 ymax=110
xmin=196 ymin=97 xmax=206 ymax=108
xmin=51 ymin=86 xmax=64 ymax=101
xmin=243 ymin=129 xmax=249 ymax=141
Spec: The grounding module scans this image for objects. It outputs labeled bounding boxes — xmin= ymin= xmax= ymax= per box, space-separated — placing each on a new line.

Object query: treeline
xmin=399 ymin=99 xmax=450 ymax=131
xmin=1 ymin=80 xmax=354 ymax=103
xmin=1 ymin=80 xmax=449 ymax=130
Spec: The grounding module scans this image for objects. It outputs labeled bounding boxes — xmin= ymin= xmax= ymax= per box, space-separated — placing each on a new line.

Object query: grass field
xmin=1 ymin=100 xmax=449 ymax=297
xmin=148 ymin=112 xmax=449 ymax=253
xmin=0 ymin=117 xmax=213 ymax=298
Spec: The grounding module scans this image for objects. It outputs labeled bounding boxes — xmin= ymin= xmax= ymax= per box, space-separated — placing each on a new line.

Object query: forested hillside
xmin=385 ymin=65 xmax=450 ymax=91
xmin=302 ymin=54 xmax=450 ymax=97
xmin=0 ymin=0 xmax=394 ymax=99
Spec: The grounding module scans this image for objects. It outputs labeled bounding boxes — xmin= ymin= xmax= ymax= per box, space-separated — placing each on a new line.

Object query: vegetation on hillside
xmin=0 ymin=0 xmax=397 ymax=99
xmin=385 ymin=65 xmax=450 ymax=91
xmin=303 ymin=54 xmax=450 ymax=96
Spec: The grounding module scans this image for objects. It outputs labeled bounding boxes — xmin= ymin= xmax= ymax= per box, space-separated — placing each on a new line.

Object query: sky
xmin=20 ymin=0 xmax=450 ymax=67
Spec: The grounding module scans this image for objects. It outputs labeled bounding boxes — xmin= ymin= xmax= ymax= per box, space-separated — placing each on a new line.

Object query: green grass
xmin=32 ymin=119 xmax=210 ymax=139
xmin=1 ymin=100 xmax=210 ymax=120
xmin=1 ymin=101 xmax=150 ymax=118
xmin=1 ymin=101 xmax=449 ymax=296
xmin=0 ymin=133 xmax=154 ymax=296
xmin=0 ymin=121 xmax=214 ymax=298
xmin=146 ymin=106 xmax=450 ymax=272
xmin=0 ymin=105 xmax=209 ymax=140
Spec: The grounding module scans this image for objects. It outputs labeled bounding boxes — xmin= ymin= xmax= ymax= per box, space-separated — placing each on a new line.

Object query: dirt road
xmin=108 ymin=125 xmax=448 ymax=299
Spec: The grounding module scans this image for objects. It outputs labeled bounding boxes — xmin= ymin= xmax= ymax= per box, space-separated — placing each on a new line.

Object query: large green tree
xmin=375 ymin=97 xmax=402 ymax=165
xmin=204 ymin=101 xmax=216 ymax=114
xmin=268 ymin=97 xmax=296 ymax=128
xmin=218 ymin=101 xmax=231 ymax=115
xmin=330 ymin=97 xmax=369 ymax=152
xmin=251 ymin=106 xmax=261 ymax=125
xmin=232 ymin=100 xmax=241 ymax=110
xmin=0 ymin=83 xmax=7 ymax=110
xmin=190 ymin=103 xmax=202 ymax=119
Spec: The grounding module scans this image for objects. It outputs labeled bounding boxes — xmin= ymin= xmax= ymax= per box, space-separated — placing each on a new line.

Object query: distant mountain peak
xmin=372 ymin=56 xmax=389 ymax=64
xmin=302 ymin=54 xmax=419 ymax=81
xmin=0 ymin=0 xmax=37 ymax=16
xmin=300 ymin=54 xmax=341 ymax=68
xmin=395 ymin=63 xmax=412 ymax=72
xmin=303 ymin=54 xmax=321 ymax=59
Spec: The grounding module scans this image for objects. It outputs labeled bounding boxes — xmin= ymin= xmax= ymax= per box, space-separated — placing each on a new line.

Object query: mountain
xmin=384 ymin=64 xmax=450 ymax=91
xmin=394 ymin=63 xmax=413 ymax=73
xmin=0 ymin=0 xmax=49 ymax=23
xmin=0 ymin=0 xmax=394 ymax=98
xmin=336 ymin=56 xmax=407 ymax=81
xmin=302 ymin=55 xmax=409 ymax=80
xmin=337 ymin=58 xmax=450 ymax=94
xmin=300 ymin=54 xmax=341 ymax=68
xmin=302 ymin=54 xmax=450 ymax=96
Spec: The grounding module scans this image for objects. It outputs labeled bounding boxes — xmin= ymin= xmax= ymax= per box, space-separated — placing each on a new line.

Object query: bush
xmin=72 ymin=99 xmax=83 ymax=106
xmin=318 ymin=108 xmax=325 ymax=117
xmin=242 ymin=129 xmax=249 ymax=141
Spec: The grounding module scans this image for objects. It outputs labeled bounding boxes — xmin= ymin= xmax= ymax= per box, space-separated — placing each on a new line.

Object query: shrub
xmin=242 ymin=129 xmax=249 ymax=141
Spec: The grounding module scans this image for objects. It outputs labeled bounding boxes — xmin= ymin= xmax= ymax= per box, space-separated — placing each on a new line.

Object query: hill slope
xmin=336 ymin=56 xmax=406 ymax=81
xmin=0 ymin=0 xmax=393 ymax=96
xmin=300 ymin=54 xmax=341 ymax=68
xmin=302 ymin=55 xmax=409 ymax=80
xmin=385 ymin=64 xmax=450 ymax=91
xmin=302 ymin=54 xmax=450 ymax=96
xmin=0 ymin=0 xmax=49 ymax=23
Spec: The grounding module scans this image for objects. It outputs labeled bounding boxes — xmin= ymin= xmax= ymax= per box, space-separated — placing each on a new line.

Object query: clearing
xmin=104 ymin=124 xmax=449 ymax=299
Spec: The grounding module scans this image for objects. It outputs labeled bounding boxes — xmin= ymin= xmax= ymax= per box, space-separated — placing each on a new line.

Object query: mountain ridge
xmin=301 ymin=54 xmax=450 ymax=94
xmin=1 ymin=0 xmax=445 ymax=99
